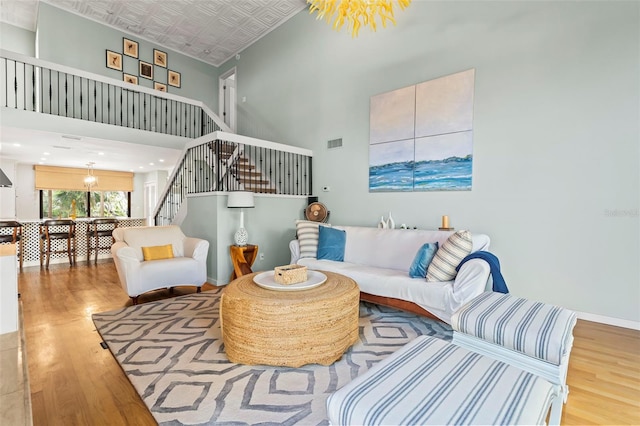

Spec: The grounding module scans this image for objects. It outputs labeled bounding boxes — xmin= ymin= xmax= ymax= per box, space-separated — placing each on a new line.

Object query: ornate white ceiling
xmin=0 ymin=0 xmax=308 ymax=67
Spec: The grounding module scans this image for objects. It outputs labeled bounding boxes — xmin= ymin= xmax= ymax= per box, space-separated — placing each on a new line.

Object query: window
xmin=41 ymin=190 xmax=87 ymax=218
xmin=40 ymin=190 xmax=130 ymax=218
xmin=90 ymin=191 xmax=128 ymax=217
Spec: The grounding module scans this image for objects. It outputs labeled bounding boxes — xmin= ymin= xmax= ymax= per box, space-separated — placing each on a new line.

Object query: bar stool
xmin=0 ymin=221 xmax=23 ymax=270
xmin=40 ymin=219 xmax=76 ymax=268
xmin=86 ymin=218 xmax=118 ymax=264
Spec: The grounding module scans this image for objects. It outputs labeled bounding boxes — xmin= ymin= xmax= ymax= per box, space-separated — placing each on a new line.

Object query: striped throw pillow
xmin=426 ymin=230 xmax=472 ymax=282
xmin=296 ymin=220 xmax=329 ymax=259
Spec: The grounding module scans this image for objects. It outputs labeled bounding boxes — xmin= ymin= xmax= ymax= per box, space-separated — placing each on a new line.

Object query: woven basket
xmin=274 ymin=264 xmax=307 ymax=285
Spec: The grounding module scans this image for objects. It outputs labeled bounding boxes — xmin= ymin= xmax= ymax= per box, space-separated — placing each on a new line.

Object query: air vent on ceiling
xmin=61 ymin=135 xmax=82 ymax=140
xmin=52 ymin=145 xmax=72 ymax=150
xmin=327 ymin=138 xmax=343 ymax=149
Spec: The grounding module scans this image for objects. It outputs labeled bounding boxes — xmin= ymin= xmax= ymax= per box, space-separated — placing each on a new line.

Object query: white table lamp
xmin=227 ymin=191 xmax=255 ymax=246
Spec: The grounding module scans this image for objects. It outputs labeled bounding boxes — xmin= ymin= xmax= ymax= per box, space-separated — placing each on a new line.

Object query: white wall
xmin=15 ymin=163 xmax=37 ymax=220
xmin=0 ymin=22 xmax=35 ymax=56
xmin=181 ymin=194 xmax=307 ymax=285
xmin=131 ymin=173 xmax=146 ymax=219
xmin=219 ymin=1 xmax=640 ymax=325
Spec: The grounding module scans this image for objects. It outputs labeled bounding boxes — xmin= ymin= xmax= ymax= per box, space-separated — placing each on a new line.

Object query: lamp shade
xmin=227 ymin=191 xmax=255 ymax=208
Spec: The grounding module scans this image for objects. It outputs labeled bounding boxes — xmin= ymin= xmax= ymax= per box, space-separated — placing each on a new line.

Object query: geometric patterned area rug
xmin=92 ymin=287 xmax=452 ymax=425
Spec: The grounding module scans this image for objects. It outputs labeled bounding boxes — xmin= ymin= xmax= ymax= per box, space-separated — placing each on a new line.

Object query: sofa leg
xmin=196 ymin=287 xmax=201 ymax=293
xmin=131 ymin=296 xmax=139 ymax=306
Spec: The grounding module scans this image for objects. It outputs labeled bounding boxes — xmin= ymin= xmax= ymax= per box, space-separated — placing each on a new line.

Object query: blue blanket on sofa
xmin=456 ymin=251 xmax=509 ymax=294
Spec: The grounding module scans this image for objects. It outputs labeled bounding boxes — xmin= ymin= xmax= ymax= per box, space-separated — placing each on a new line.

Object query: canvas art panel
xmin=415 ymin=70 xmax=475 ymax=137
xmin=106 ymin=50 xmax=122 ymax=71
xmin=123 ymin=38 xmax=138 ymax=58
xmin=369 ymin=85 xmax=415 ymax=144
xmin=369 ymin=69 xmax=475 ymax=192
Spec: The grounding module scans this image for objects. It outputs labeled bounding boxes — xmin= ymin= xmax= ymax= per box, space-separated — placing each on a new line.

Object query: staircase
xmin=213 ymin=141 xmax=277 ymax=193
xmin=154 ymin=132 xmax=312 ymax=225
xmin=0 ymin=49 xmax=313 ymax=226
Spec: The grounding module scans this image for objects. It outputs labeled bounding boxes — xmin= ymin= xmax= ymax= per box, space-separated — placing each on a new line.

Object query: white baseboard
xmin=207 ymin=276 xmax=225 ymax=286
xmin=577 ymin=311 xmax=640 ymax=330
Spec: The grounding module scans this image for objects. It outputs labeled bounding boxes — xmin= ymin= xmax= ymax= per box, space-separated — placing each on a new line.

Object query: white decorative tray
xmin=253 ymin=270 xmax=327 ymax=292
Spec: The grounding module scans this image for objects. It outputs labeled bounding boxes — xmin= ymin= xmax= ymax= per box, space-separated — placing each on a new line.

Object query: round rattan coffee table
xmin=220 ymin=270 xmax=360 ymax=367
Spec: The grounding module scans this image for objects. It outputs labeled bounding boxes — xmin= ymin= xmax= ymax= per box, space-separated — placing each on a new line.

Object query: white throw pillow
xmin=426 ymin=230 xmax=472 ymax=282
xmin=295 ymin=220 xmax=330 ymax=259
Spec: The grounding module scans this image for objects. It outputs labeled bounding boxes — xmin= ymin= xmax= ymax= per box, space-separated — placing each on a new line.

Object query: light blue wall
xmin=36 ymin=3 xmax=220 ymax=110
xmin=220 ymin=1 xmax=640 ymax=324
xmin=181 ymin=194 xmax=306 ymax=285
xmin=0 ymin=22 xmax=35 ymax=56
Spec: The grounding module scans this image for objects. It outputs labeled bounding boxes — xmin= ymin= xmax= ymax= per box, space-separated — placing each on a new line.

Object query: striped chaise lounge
xmin=451 ymin=291 xmax=578 ymax=425
xmin=326 ymin=335 xmax=558 ymax=425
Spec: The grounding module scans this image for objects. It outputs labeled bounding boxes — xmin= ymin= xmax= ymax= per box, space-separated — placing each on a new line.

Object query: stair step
xmin=235 ymin=171 xmax=262 ymax=177
xmin=235 ymin=162 xmax=255 ymax=169
xmin=236 ymin=178 xmax=270 ymax=185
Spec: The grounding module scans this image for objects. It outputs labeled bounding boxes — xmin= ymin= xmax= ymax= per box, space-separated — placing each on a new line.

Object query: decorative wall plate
xmin=305 ymin=202 xmax=329 ymax=222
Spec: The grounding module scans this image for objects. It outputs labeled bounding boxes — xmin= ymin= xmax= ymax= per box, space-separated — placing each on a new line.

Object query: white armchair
xmin=111 ymin=225 xmax=209 ymax=304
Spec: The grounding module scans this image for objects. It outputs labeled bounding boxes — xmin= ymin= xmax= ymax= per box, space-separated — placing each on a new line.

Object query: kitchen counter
xmin=6 ymin=218 xmax=146 ymax=267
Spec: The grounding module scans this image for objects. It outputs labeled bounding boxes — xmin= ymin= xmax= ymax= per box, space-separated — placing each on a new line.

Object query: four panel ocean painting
xmin=369 ymin=69 xmax=475 ymax=192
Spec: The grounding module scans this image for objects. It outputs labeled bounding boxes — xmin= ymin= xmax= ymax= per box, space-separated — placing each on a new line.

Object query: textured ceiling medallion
xmin=307 ymin=0 xmax=411 ymax=37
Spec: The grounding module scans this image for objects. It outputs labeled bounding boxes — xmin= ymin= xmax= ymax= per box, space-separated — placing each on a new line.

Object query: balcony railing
xmin=0 ymin=50 xmax=314 ymax=227
xmin=0 ymin=49 xmax=229 ymax=137
xmin=154 ymin=131 xmax=313 ymax=225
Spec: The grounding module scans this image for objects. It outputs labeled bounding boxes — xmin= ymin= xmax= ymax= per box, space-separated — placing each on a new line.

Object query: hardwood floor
xmin=18 ymin=261 xmax=640 ymax=425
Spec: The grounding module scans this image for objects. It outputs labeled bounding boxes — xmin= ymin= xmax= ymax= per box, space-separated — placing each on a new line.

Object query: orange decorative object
xmin=70 ymin=199 xmax=77 ymax=220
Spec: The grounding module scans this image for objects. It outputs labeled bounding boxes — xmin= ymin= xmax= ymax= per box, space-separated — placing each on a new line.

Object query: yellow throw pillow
xmin=142 ymin=244 xmax=174 ymax=261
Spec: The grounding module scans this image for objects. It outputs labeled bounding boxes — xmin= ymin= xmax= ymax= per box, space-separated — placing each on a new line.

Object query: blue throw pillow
xmin=317 ymin=226 xmax=346 ymax=261
xmin=409 ymin=242 xmax=439 ymax=278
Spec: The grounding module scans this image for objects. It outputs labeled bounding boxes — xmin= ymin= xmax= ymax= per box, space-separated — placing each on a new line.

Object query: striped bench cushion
xmin=326 ymin=335 xmax=556 ymax=426
xmin=295 ymin=220 xmax=328 ymax=259
xmin=451 ymin=292 xmax=577 ymax=366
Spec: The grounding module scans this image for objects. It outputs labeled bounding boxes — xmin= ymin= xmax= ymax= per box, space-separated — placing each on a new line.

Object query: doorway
xmin=219 ymin=67 xmax=237 ymax=132
xmin=144 ymin=182 xmax=157 ymax=225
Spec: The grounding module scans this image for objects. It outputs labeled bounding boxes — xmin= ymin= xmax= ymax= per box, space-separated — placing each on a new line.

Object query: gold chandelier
xmin=307 ymin=0 xmax=411 ymax=37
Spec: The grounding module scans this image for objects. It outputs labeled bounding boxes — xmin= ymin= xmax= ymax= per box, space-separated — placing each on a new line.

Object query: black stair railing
xmin=154 ymin=132 xmax=313 ymax=226
xmin=0 ymin=49 xmax=228 ymax=137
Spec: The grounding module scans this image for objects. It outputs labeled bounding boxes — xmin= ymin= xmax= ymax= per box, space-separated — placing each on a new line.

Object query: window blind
xmin=34 ymin=165 xmax=134 ymax=192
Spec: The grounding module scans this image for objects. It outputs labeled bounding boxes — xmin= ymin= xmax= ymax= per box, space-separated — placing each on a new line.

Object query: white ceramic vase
xmin=377 ymin=216 xmax=387 ymax=229
xmin=386 ymin=212 xmax=395 ymax=229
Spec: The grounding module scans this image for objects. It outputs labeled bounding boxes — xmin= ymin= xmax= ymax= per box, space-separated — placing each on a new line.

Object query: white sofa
xmin=290 ymin=226 xmax=491 ymax=323
xmin=111 ymin=226 xmax=209 ymax=304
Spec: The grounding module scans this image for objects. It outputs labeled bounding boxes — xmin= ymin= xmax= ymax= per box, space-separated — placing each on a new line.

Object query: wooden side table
xmin=229 ymin=244 xmax=258 ymax=282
